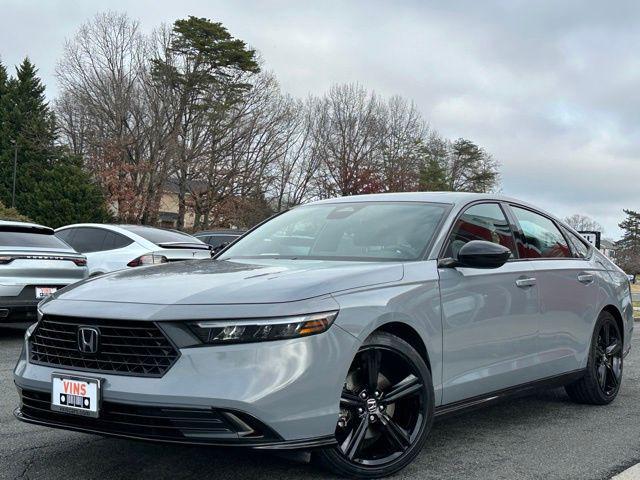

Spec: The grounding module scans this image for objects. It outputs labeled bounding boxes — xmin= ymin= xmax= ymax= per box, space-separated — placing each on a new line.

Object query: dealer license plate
xmin=35 ymin=287 xmax=57 ymax=299
xmin=51 ymin=374 xmax=101 ymax=418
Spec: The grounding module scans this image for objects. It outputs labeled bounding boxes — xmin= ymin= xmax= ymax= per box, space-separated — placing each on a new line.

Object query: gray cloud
xmin=1 ymin=0 xmax=638 ymax=237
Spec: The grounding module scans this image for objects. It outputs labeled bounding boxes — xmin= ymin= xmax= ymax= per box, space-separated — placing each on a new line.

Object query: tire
xmin=565 ymin=311 xmax=623 ymax=405
xmin=315 ymin=331 xmax=434 ymax=478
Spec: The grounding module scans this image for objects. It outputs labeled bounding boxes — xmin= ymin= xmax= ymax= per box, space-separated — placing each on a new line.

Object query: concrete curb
xmin=612 ymin=464 xmax=640 ymax=479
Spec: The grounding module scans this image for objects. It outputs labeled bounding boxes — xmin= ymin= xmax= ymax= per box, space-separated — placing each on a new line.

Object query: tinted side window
xmin=102 ymin=231 xmax=133 ymax=251
xmin=196 ymin=235 xmax=212 ymax=245
xmin=564 ymin=228 xmax=590 ymax=258
xmin=445 ymin=203 xmax=516 ymax=258
xmin=71 ymin=228 xmax=108 ymax=253
xmin=511 ymin=207 xmax=570 ymax=258
xmin=55 ymin=229 xmax=76 ymax=245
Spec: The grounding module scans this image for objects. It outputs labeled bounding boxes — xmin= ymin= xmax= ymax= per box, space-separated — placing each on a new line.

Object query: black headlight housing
xmin=187 ymin=311 xmax=339 ymax=345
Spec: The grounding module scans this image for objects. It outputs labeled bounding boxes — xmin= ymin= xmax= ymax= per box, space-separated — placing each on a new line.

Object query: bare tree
xmin=53 ymin=13 xmax=502 ymax=230
xmin=564 ymin=214 xmax=603 ymax=232
xmin=312 ymin=83 xmax=385 ymax=197
xmin=55 ymin=12 xmax=153 ymax=222
xmin=380 ymin=96 xmax=427 ymax=192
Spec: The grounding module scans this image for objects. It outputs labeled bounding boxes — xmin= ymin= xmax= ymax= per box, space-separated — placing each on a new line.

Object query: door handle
xmin=577 ymin=273 xmax=594 ymax=284
xmin=515 ymin=277 xmax=537 ymax=288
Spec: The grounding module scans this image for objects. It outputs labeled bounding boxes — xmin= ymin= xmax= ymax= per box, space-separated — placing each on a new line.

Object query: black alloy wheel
xmin=566 ymin=310 xmax=623 ymax=405
xmin=594 ymin=316 xmax=623 ymax=396
xmin=316 ymin=332 xmax=434 ymax=478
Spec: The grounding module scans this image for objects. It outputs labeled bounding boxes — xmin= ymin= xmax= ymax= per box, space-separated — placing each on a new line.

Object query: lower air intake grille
xmin=18 ymin=389 xmax=279 ymax=444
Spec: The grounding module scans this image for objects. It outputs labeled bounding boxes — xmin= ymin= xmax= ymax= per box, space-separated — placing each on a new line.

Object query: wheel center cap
xmin=366 ymin=398 xmax=378 ymax=413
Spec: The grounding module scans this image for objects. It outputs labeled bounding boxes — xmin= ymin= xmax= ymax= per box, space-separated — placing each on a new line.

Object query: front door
xmin=439 ymin=202 xmax=541 ymax=404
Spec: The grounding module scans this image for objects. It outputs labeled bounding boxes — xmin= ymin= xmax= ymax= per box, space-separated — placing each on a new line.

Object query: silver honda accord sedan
xmin=14 ymin=193 xmax=632 ymax=478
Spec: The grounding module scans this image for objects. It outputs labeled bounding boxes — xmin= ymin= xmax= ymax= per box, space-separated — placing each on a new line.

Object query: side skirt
xmin=434 ymin=369 xmax=587 ymax=419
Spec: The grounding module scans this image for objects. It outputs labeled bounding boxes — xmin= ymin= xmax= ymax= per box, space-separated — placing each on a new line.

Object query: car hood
xmin=53 ymin=258 xmax=404 ymax=305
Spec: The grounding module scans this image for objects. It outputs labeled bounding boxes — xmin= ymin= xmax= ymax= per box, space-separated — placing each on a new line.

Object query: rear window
xmin=121 ymin=226 xmax=202 ymax=245
xmin=199 ymin=234 xmax=240 ymax=248
xmin=0 ymin=231 xmax=71 ymax=249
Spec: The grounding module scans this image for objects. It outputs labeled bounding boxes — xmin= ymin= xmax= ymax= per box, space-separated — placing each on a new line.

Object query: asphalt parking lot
xmin=1 ymin=327 xmax=640 ymax=480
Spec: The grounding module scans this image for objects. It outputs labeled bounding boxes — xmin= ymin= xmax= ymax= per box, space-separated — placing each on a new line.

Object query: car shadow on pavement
xmin=9 ymin=387 xmax=585 ymax=480
xmin=0 ymin=327 xmax=26 ymax=338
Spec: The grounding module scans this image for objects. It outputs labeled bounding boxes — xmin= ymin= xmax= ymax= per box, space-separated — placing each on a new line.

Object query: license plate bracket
xmin=51 ymin=373 xmax=101 ymax=418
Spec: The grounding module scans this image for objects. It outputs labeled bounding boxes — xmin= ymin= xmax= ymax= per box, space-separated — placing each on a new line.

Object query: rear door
xmin=439 ymin=202 xmax=541 ymax=403
xmin=58 ymin=227 xmax=136 ymax=274
xmin=507 ymin=205 xmax=598 ymax=376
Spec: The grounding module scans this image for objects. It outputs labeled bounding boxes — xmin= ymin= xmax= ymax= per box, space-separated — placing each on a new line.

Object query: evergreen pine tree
xmin=615 ymin=209 xmax=640 ymax=274
xmin=0 ymin=58 xmax=109 ymax=226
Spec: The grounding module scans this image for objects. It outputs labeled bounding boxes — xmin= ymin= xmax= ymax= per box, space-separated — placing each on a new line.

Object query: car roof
xmin=56 ymin=223 xmax=133 ymax=234
xmin=304 ymin=192 xmax=573 ymax=227
xmin=0 ymin=219 xmax=54 ymax=234
xmin=306 ymin=191 xmax=521 ymax=206
xmin=0 ymin=219 xmax=49 ymax=229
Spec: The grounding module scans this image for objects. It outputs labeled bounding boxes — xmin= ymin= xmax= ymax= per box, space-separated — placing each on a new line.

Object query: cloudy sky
xmin=1 ymin=0 xmax=638 ymax=238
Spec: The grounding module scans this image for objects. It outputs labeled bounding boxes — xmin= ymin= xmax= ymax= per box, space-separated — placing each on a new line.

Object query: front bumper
xmin=14 ymin=390 xmax=335 ymax=449
xmin=14 ymin=322 xmax=359 ymax=445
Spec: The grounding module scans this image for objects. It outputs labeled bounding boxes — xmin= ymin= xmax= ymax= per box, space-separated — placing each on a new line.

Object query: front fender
xmin=331 ymin=261 xmax=443 ymax=404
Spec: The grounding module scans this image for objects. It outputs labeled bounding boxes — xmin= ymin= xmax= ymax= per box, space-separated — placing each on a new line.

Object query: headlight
xmin=189 ymin=311 xmax=339 ymax=345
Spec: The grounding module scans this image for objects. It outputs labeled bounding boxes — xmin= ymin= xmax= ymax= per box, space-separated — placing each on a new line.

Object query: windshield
xmin=221 ymin=202 xmax=449 ymax=261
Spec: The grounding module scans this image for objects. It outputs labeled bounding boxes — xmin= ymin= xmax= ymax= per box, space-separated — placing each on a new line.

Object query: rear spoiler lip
xmin=0 ymin=250 xmax=85 ymax=259
xmin=0 ymin=225 xmax=54 ymax=235
xmin=156 ymin=242 xmax=211 ymax=251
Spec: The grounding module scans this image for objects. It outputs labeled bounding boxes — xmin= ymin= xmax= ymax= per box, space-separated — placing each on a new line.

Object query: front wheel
xmin=315 ymin=332 xmax=434 ymax=478
xmin=565 ymin=311 xmax=623 ymax=405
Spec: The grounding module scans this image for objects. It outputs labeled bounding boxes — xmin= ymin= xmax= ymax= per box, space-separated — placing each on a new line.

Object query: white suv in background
xmin=0 ymin=220 xmax=88 ymax=325
xmin=55 ymin=224 xmax=211 ymax=276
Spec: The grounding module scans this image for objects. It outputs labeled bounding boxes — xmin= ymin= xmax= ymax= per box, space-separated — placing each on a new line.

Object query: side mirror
xmin=440 ymin=240 xmax=511 ymax=269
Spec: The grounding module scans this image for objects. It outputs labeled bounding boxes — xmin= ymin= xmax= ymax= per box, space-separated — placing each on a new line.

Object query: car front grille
xmin=18 ymin=389 xmax=279 ymax=444
xmin=29 ymin=315 xmax=180 ymax=377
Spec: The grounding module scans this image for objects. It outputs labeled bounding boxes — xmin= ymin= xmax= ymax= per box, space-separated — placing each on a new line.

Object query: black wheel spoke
xmin=597 ymin=362 xmax=607 ymax=390
xmin=606 ymin=363 xmax=619 ymax=387
xmin=341 ymin=391 xmax=363 ymax=408
xmin=606 ymin=342 xmax=621 ymax=357
xmin=603 ymin=323 xmax=610 ymax=345
xmin=363 ymin=349 xmax=381 ymax=392
xmin=341 ymin=416 xmax=369 ymax=460
xmin=379 ymin=414 xmax=411 ymax=450
xmin=383 ymin=375 xmax=423 ymax=404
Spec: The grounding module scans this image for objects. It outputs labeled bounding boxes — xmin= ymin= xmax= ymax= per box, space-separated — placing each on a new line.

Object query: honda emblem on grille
xmin=77 ymin=327 xmax=100 ymax=354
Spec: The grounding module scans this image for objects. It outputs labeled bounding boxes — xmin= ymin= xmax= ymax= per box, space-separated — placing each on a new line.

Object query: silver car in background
xmin=14 ymin=193 xmax=633 ymax=478
xmin=0 ymin=221 xmax=88 ymax=326
xmin=55 ymin=224 xmax=211 ymax=276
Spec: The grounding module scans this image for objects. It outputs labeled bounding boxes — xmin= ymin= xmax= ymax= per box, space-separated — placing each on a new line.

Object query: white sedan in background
xmin=55 ymin=224 xmax=211 ymax=276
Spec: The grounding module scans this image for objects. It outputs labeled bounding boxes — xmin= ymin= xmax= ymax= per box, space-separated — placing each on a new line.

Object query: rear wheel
xmin=565 ymin=311 xmax=623 ymax=405
xmin=315 ymin=332 xmax=433 ymax=478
